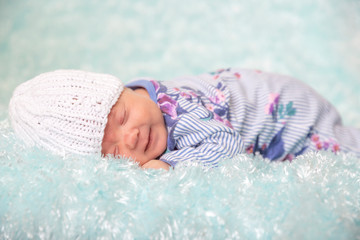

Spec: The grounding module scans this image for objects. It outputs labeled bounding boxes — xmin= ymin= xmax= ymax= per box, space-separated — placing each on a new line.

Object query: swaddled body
xmin=9 ymin=68 xmax=360 ymax=170
xmin=126 ymin=68 xmax=360 ymax=167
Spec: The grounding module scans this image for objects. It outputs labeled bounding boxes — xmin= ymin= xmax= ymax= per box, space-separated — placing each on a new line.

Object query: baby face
xmin=101 ymin=87 xmax=168 ymax=166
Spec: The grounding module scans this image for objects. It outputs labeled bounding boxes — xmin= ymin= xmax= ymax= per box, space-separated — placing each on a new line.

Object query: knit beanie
xmin=9 ymin=70 xmax=124 ymax=156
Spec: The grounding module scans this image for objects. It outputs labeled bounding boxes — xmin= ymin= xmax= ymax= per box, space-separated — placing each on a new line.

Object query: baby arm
xmin=159 ymin=113 xmax=244 ymax=168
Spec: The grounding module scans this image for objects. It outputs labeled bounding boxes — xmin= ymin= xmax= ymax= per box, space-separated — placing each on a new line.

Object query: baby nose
xmin=125 ymin=128 xmax=139 ymax=150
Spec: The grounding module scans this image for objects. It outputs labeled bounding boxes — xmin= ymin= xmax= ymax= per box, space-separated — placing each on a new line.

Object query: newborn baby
xmin=9 ymin=69 xmax=360 ymax=170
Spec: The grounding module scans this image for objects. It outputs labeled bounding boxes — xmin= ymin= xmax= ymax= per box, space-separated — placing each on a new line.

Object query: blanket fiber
xmin=0 ymin=120 xmax=360 ymax=239
xmin=0 ymin=0 xmax=360 ymax=239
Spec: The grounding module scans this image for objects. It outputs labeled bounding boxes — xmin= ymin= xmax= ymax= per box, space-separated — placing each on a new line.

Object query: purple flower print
xmin=215 ymin=89 xmax=226 ymax=103
xmin=261 ymin=143 xmax=267 ymax=151
xmin=265 ymin=104 xmax=273 ymax=115
xmin=190 ymin=91 xmax=198 ymax=97
xmin=283 ymin=154 xmax=294 ymax=162
xmin=329 ymin=139 xmax=340 ymax=153
xmin=209 ymin=90 xmax=225 ymax=104
xmin=234 ymin=72 xmax=241 ymax=79
xmin=311 ymin=134 xmax=320 ymax=142
xmin=323 ymin=141 xmax=330 ymax=150
xmin=246 ymin=144 xmax=254 ymax=154
xmin=265 ymin=93 xmax=280 ymax=115
xmin=152 ymin=78 xmax=233 ymax=133
xmin=209 ymin=68 xmax=231 ymax=77
xmin=332 ymin=143 xmax=340 ymax=153
xmin=180 ymin=92 xmax=192 ymax=99
xmin=213 ymin=113 xmax=223 ymax=123
xmin=213 ymin=113 xmax=233 ymax=128
xmin=309 ymin=131 xmax=341 ymax=153
xmin=205 ymin=103 xmax=215 ymax=112
xmin=223 ymin=119 xmax=233 ymax=128
xmin=158 ymin=93 xmax=178 ymax=119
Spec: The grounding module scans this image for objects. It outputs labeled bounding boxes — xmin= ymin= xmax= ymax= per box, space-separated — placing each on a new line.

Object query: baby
xmin=9 ymin=68 xmax=360 ymax=170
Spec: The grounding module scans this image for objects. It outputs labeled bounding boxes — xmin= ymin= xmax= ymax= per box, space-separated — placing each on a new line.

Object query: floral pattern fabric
xmin=150 ymin=79 xmax=233 ymax=130
xmin=126 ymin=67 xmax=354 ymax=166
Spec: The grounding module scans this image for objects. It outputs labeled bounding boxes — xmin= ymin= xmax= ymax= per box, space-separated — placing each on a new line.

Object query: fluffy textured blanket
xmin=0 ymin=120 xmax=359 ymax=239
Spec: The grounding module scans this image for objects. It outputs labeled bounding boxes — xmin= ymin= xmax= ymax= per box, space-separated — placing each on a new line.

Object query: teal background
xmin=0 ymin=0 xmax=360 ymax=125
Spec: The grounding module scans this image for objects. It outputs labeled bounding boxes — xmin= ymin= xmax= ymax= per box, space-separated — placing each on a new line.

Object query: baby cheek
xmin=118 ymin=148 xmax=145 ymax=164
xmin=101 ymin=144 xmax=113 ymax=157
xmin=137 ymin=106 xmax=152 ymax=121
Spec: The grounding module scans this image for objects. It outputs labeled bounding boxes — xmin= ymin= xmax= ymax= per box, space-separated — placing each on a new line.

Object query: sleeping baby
xmin=9 ymin=68 xmax=360 ymax=170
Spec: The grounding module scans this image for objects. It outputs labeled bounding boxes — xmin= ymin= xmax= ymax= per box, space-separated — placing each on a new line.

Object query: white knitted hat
xmin=9 ymin=70 xmax=124 ymax=156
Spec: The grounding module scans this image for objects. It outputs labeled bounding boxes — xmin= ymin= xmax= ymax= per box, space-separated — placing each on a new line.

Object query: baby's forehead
xmin=113 ymin=87 xmax=129 ymax=104
xmin=107 ymin=88 xmax=135 ymax=116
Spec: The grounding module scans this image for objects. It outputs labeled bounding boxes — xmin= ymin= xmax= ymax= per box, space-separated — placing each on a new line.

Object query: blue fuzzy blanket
xmin=1 ymin=120 xmax=359 ymax=239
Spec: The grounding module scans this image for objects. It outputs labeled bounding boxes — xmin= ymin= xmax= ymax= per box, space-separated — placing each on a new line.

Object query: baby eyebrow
xmin=122 ymin=109 xmax=128 ymax=125
xmin=114 ymin=104 xmax=125 ymax=123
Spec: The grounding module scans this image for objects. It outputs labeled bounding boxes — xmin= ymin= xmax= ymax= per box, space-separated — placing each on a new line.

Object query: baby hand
xmin=142 ymin=160 xmax=170 ymax=170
